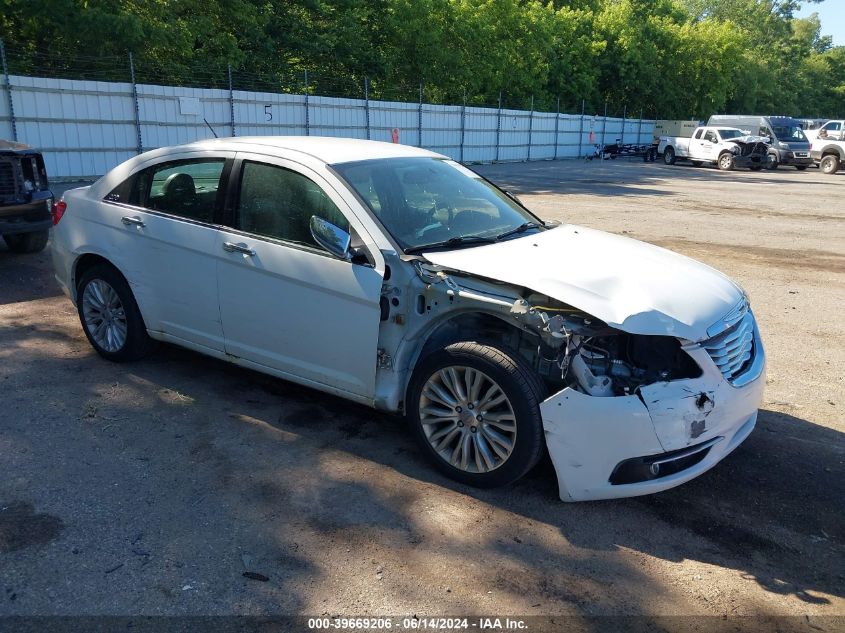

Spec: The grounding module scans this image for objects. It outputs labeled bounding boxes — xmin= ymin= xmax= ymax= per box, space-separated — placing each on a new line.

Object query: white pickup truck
xmin=810 ymin=137 xmax=845 ymax=174
xmin=658 ymin=126 xmax=769 ymax=171
xmin=805 ymin=120 xmax=844 ymax=143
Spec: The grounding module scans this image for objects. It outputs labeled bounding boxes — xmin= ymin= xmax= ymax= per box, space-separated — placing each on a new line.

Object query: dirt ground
xmin=0 ymin=159 xmax=842 ymax=623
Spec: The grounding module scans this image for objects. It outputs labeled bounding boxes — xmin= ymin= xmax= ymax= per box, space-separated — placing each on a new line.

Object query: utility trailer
xmin=588 ymin=140 xmax=658 ymax=162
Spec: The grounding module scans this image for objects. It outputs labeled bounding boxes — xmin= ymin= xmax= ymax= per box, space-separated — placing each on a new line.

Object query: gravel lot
xmin=0 ymin=159 xmax=843 ymax=621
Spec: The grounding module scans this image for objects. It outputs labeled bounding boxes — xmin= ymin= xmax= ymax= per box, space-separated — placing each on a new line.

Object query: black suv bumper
xmin=0 ymin=191 xmax=53 ymax=235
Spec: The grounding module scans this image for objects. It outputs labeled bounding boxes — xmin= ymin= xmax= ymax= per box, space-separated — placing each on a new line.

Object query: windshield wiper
xmin=405 ymin=235 xmax=498 ymax=254
xmin=495 ymin=221 xmax=542 ymax=241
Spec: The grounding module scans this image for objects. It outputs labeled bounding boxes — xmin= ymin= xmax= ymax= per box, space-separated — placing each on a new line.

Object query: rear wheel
xmin=3 ymin=230 xmax=48 ymax=253
xmin=77 ymin=264 xmax=153 ymax=362
xmin=407 ymin=342 xmax=545 ymax=488
xmin=718 ymin=152 xmax=735 ymax=171
xmin=663 ymin=147 xmax=676 ymax=165
xmin=820 ymin=154 xmax=840 ymax=175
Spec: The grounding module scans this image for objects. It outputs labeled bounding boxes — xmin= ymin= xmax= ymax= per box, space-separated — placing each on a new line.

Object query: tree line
xmin=1 ymin=0 xmax=842 ymax=118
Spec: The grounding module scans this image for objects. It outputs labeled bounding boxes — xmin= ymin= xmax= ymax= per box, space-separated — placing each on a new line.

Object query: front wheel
xmin=820 ymin=155 xmax=839 ymax=174
xmin=718 ymin=153 xmax=735 ymax=171
xmin=77 ymin=264 xmax=153 ymax=362
xmin=663 ymin=147 xmax=676 ymax=165
xmin=3 ymin=230 xmax=48 ymax=253
xmin=766 ymin=154 xmax=779 ymax=170
xmin=407 ymin=342 xmax=546 ymax=488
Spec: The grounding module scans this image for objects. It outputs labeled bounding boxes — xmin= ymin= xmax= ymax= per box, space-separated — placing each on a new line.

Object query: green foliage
xmin=0 ymin=0 xmax=842 ymax=118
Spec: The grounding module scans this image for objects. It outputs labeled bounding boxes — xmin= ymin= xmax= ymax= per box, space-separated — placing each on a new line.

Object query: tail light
xmin=51 ymin=200 xmax=67 ymax=225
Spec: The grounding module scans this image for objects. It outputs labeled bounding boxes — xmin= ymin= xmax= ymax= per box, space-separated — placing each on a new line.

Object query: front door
xmin=216 ymin=156 xmax=384 ymax=400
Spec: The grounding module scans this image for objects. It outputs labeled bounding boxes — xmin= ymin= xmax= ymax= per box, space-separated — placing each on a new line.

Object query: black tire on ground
xmin=407 ymin=341 xmax=546 ymax=488
xmin=820 ymin=155 xmax=840 ymax=175
xmin=76 ymin=263 xmax=154 ymax=362
xmin=718 ymin=152 xmax=735 ymax=171
xmin=663 ymin=146 xmax=676 ymax=165
xmin=796 ymin=165 xmax=809 ymax=171
xmin=3 ymin=230 xmax=49 ymax=253
xmin=766 ymin=154 xmax=779 ymax=170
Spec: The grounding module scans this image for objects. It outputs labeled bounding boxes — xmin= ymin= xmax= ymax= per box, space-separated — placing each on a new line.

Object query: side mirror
xmin=310 ymin=216 xmax=351 ymax=260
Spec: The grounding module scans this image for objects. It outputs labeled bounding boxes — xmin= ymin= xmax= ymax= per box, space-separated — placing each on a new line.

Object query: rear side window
xmin=235 ymin=161 xmax=349 ymax=251
xmin=105 ymin=159 xmax=225 ymax=223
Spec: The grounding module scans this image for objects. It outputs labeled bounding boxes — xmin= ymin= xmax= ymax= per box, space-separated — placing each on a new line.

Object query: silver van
xmin=707 ymin=115 xmax=812 ymax=170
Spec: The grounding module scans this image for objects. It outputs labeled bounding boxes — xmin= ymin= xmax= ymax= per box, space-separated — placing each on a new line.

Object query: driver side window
xmin=236 ymin=161 xmax=349 ymax=251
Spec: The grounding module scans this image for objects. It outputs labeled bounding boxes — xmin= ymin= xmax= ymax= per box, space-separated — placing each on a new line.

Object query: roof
xmin=0 ymin=139 xmax=39 ymax=155
xmin=179 ymin=136 xmax=445 ymax=165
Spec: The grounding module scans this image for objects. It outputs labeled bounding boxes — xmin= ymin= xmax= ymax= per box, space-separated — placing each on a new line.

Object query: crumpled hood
xmin=423 ymin=225 xmax=743 ymax=342
xmin=727 ymin=135 xmax=769 ymax=145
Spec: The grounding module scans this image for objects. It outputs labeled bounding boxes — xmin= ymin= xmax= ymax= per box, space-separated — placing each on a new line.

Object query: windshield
xmin=717 ymin=129 xmax=744 ymax=140
xmin=772 ymin=125 xmax=807 ymax=142
xmin=333 ymin=157 xmax=543 ymax=252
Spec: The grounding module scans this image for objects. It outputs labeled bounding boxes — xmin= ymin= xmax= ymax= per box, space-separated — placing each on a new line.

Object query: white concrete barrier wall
xmin=1 ymin=74 xmax=655 ymax=179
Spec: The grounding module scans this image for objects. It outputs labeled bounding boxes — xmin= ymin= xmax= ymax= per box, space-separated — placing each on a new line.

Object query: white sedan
xmin=50 ymin=137 xmax=766 ymax=501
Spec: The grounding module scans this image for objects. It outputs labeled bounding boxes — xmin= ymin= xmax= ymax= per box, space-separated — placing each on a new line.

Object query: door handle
xmin=222 ymin=241 xmax=256 ymax=256
xmin=121 ymin=216 xmax=145 ymax=227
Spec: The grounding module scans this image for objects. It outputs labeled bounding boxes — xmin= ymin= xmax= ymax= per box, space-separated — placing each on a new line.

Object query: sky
xmin=796 ymin=0 xmax=844 ymax=47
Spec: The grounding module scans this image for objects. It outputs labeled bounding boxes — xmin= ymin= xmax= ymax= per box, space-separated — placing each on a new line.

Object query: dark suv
xmin=1 ymin=140 xmax=53 ymax=253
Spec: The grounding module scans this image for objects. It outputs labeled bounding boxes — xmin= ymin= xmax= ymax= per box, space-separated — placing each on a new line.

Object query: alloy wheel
xmin=82 ymin=279 xmax=128 ymax=353
xmin=418 ymin=366 xmax=517 ymax=473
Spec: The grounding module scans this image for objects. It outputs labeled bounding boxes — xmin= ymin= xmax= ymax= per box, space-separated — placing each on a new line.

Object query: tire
xmin=718 ymin=152 xmax=735 ymax=171
xmin=3 ymin=230 xmax=48 ymax=253
xmin=76 ymin=263 xmax=153 ymax=362
xmin=820 ymin=155 xmax=840 ymax=175
xmin=663 ymin=147 xmax=676 ymax=165
xmin=750 ymin=165 xmax=763 ymax=171
xmin=795 ymin=165 xmax=808 ymax=171
xmin=766 ymin=154 xmax=779 ymax=170
xmin=407 ymin=341 xmax=546 ymax=488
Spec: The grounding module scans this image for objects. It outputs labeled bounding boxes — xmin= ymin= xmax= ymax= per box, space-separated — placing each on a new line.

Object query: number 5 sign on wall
xmin=265 ymin=105 xmax=273 ymax=121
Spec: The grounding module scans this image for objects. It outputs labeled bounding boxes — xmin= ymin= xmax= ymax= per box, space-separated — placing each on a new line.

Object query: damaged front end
xmin=525 ymin=298 xmax=766 ymax=502
xmin=408 ymin=264 xmax=765 ymax=502
xmin=726 ymin=136 xmax=770 ymax=168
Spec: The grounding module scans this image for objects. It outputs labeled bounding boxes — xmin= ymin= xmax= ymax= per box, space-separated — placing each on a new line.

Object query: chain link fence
xmin=1 ymin=40 xmax=657 ymax=179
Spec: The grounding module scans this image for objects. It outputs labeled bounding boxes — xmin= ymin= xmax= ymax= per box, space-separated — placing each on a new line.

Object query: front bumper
xmin=0 ymin=194 xmax=53 ymax=235
xmin=541 ymin=323 xmax=766 ymax=502
xmin=774 ymin=149 xmax=813 ymax=166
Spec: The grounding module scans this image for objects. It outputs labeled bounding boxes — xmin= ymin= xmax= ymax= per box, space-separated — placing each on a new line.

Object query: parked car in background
xmin=658 ymin=126 xmax=769 ymax=170
xmin=707 ymin=115 xmax=813 ymax=170
xmin=0 ymin=140 xmax=53 ymax=253
xmin=50 ymin=137 xmax=766 ymax=502
xmin=798 ymin=118 xmax=829 ymax=134
xmin=810 ymin=136 xmax=845 ymax=174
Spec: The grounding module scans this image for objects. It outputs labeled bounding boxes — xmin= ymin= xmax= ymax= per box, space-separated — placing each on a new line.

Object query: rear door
xmin=102 ymin=153 xmax=233 ymax=352
xmin=216 ymin=154 xmax=384 ymax=400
